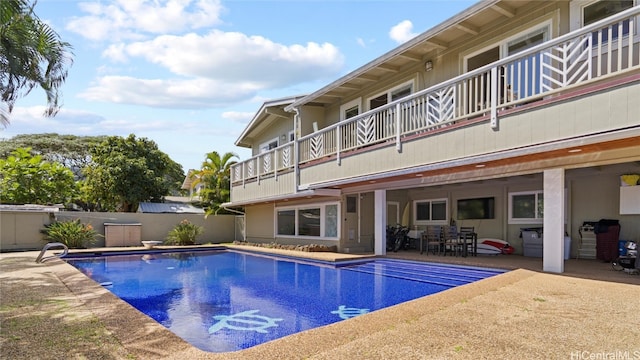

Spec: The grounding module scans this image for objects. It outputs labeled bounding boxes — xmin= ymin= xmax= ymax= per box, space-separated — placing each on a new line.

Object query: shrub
xmin=41 ymin=219 xmax=100 ymax=248
xmin=165 ymin=219 xmax=204 ymax=246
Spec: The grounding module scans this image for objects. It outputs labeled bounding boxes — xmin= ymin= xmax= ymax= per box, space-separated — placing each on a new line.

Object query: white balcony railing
xmin=232 ymin=6 xmax=640 ymax=185
xmin=231 ymin=142 xmax=294 ymax=184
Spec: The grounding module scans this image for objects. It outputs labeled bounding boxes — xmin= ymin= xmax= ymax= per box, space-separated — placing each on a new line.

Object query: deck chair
xmin=421 ymin=225 xmax=442 ymax=255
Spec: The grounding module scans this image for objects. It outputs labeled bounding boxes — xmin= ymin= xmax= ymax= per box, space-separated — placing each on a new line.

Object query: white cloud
xmin=1 ymin=106 xmax=210 ymax=139
xmin=356 ymin=37 xmax=366 ymax=48
xmin=389 ymin=20 xmax=418 ymax=44
xmin=78 ymin=76 xmax=262 ymax=108
xmin=2 ymin=106 xmax=110 ymax=136
xmin=66 ymin=0 xmax=224 ymax=41
xmin=222 ymin=111 xmax=254 ymax=124
xmin=109 ymin=31 xmax=344 ymax=87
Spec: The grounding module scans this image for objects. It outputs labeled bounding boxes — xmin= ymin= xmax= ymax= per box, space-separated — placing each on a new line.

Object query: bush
xmin=41 ymin=219 xmax=100 ymax=248
xmin=165 ymin=219 xmax=204 ymax=246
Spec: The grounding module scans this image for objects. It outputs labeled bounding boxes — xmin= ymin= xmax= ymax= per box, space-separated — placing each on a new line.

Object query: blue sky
xmin=1 ymin=0 xmax=477 ymax=172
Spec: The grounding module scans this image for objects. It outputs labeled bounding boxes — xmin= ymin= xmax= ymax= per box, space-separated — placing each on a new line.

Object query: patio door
xmin=464 ymin=46 xmax=499 ymax=112
xmin=343 ymin=195 xmax=359 ymax=249
xmin=464 ymin=22 xmax=551 ymax=109
xmin=342 ymin=193 xmax=375 ymax=252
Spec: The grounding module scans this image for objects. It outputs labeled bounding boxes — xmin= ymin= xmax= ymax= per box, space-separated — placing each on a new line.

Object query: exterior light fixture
xmin=425 ymin=60 xmax=433 ymax=71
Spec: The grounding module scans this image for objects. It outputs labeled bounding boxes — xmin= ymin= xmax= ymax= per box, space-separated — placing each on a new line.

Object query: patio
xmin=1 ymin=246 xmax=638 ymax=359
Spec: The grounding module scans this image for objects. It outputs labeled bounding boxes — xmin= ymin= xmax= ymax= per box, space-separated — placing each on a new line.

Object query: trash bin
xmin=594 ymin=219 xmax=620 ymax=262
xmin=521 ymin=227 xmax=543 ymax=257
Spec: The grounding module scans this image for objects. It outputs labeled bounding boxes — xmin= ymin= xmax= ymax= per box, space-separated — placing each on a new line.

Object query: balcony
xmin=231 ymin=7 xmax=640 ymax=202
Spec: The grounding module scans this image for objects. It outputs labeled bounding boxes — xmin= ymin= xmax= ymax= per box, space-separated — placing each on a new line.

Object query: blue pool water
xmin=65 ymin=250 xmax=505 ymax=353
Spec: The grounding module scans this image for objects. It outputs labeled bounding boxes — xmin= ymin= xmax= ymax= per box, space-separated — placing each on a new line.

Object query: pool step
xmin=341 ymin=260 xmax=504 ymax=287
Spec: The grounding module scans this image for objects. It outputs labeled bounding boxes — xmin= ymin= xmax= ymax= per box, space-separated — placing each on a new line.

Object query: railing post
xmin=293 ymin=108 xmax=300 ymax=194
xmin=274 ymin=149 xmax=278 ymax=180
xmin=336 ymin=124 xmax=341 ymax=165
xmin=490 ymin=67 xmax=498 ymax=129
xmin=241 ymin=163 xmax=245 ymax=188
xmin=257 ymin=157 xmax=261 ymax=185
xmin=395 ymin=102 xmax=401 ymax=151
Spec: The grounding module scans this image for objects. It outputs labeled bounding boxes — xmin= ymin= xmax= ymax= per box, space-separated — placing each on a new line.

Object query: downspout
xmin=292 ymin=106 xmax=301 ymax=194
xmin=221 ymin=206 xmax=245 ymax=215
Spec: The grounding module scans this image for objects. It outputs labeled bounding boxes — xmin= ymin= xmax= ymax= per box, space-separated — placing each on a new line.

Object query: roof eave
xmin=285 ymin=0 xmax=499 ymax=111
xmin=234 ymin=95 xmax=307 ymax=147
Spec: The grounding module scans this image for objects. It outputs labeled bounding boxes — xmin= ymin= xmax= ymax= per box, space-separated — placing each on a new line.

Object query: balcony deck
xmin=231 ymin=7 xmax=640 ymax=202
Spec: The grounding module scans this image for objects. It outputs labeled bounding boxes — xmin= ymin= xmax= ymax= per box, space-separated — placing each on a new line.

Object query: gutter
xmin=221 ymin=206 xmax=245 ymax=215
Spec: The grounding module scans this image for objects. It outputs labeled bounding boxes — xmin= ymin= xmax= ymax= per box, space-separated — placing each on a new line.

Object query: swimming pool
xmin=65 ymin=249 xmax=505 ymax=353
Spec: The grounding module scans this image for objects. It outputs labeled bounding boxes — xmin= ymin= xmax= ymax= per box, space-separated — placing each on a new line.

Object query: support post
xmin=543 ymin=168 xmax=565 ymax=273
xmin=374 ymin=190 xmax=387 ymax=255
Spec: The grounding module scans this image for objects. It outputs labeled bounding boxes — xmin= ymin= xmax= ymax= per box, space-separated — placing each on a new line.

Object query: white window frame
xmin=366 ymin=79 xmax=415 ymax=111
xmin=259 ymin=137 xmax=279 ymax=153
xmin=463 ymin=20 xmax=553 ymax=72
xmin=569 ymin=0 xmax=639 ymax=42
xmin=275 ymin=201 xmax=340 ymax=240
xmin=508 ymin=190 xmax=544 ymax=224
xmin=413 ymin=198 xmax=448 ymax=225
xmin=340 ymin=98 xmax=362 ymax=121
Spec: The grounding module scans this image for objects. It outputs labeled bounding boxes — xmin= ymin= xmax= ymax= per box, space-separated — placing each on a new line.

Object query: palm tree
xmin=1 ymin=0 xmax=73 ymax=126
xmin=191 ymin=151 xmax=239 ymax=216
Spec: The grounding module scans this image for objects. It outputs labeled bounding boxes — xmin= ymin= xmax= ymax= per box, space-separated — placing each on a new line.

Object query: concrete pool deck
xmin=1 ymin=245 xmax=639 ymax=359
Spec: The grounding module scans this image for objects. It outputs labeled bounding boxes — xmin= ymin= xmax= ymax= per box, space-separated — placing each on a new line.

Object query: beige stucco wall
xmin=0 ymin=212 xmax=236 ymax=251
xmin=244 ymin=203 xmax=275 ymax=243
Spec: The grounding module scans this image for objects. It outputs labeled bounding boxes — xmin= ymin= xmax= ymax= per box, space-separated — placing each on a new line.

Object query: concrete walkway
xmin=1 ymin=246 xmax=639 ymax=359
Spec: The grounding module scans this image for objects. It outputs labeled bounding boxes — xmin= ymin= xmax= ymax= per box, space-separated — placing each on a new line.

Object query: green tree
xmin=191 ymin=151 xmax=238 ymax=216
xmin=0 ymin=133 xmax=106 ymax=179
xmin=82 ymin=134 xmax=184 ymax=212
xmin=0 ymin=147 xmax=76 ymax=204
xmin=1 ymin=0 xmax=74 ymax=125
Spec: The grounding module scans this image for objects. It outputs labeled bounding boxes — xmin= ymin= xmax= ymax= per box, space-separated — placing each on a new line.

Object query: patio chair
xmin=458 ymin=226 xmax=476 ymax=257
xmin=421 ymin=225 xmax=443 ymax=255
xmin=443 ymin=225 xmax=462 ymax=256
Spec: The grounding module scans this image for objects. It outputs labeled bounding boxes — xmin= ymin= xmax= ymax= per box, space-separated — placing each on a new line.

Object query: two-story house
xmin=225 ymin=0 xmax=640 ymax=273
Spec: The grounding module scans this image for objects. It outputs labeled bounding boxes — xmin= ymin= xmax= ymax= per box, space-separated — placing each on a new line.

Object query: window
xmin=298 ymin=207 xmax=320 ymax=236
xmin=584 ymin=0 xmax=633 ymax=42
xmin=259 ymin=138 xmax=279 ymax=153
xmin=344 ymin=106 xmax=359 ymax=119
xmin=275 ymin=202 xmax=340 ymax=239
xmin=367 ymin=80 xmax=414 ymax=111
xmin=340 ymin=98 xmax=361 ymax=121
xmin=277 ymin=209 xmax=295 ymax=235
xmin=413 ymin=198 xmax=448 ymax=225
xmin=457 ymin=197 xmax=495 ymax=220
xmin=570 ymin=0 xmax=637 ymax=43
xmin=508 ymin=191 xmax=543 ymax=223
